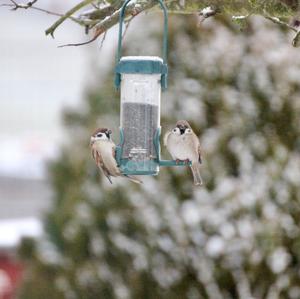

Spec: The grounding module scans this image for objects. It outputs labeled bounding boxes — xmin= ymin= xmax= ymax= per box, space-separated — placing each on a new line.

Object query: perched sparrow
xmin=164 ymin=120 xmax=203 ymax=186
xmin=90 ymin=128 xmax=142 ymax=184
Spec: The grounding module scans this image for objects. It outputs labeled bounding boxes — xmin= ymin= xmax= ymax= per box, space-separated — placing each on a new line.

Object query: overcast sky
xmin=0 ymin=1 xmax=116 ymax=179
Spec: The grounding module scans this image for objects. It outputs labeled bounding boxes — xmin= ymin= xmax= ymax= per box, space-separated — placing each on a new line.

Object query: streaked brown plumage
xmin=90 ymin=128 xmax=142 ymax=184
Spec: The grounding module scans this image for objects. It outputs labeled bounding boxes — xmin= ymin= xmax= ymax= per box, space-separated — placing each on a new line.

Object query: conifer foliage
xmin=19 ymin=15 xmax=300 ymax=299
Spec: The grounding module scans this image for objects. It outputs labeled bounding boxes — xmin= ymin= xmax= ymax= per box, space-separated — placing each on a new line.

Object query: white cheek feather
xmin=97 ymin=135 xmax=108 ymax=141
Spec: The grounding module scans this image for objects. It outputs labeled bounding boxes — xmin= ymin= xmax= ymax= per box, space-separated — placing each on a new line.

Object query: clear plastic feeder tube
xmin=120 ymin=62 xmax=161 ymax=161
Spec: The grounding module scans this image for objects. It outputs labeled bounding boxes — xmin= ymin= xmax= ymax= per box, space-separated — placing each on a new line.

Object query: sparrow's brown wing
xmin=92 ymin=147 xmax=113 ymax=184
xmin=198 ymin=143 xmax=202 ymax=164
xmin=112 ymin=145 xmax=116 ymax=158
xmin=192 ymin=134 xmax=202 ymax=164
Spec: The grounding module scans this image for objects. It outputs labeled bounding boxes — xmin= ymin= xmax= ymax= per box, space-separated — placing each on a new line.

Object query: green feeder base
xmin=115 ymin=128 xmax=191 ymax=176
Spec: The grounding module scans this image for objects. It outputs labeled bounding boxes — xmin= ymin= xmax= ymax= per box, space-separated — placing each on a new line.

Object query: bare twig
xmin=2 ymin=1 xmax=97 ymax=28
xmin=92 ymin=1 xmax=152 ymax=37
xmin=1 ymin=2 xmax=69 ymax=18
xmin=58 ymin=34 xmax=99 ymax=48
xmin=0 ymin=4 xmax=13 ymax=8
xmin=99 ymin=30 xmax=107 ymax=50
xmin=79 ymin=4 xmax=115 ymax=20
xmin=264 ymin=15 xmax=297 ymax=32
xmin=26 ymin=5 xmax=62 ymax=16
xmin=57 ymin=7 xmax=122 ymax=48
xmin=264 ymin=13 xmax=300 ymax=47
xmin=58 ymin=1 xmax=154 ymax=48
xmin=9 ymin=0 xmax=38 ymax=10
xmin=122 ymin=16 xmax=134 ymax=40
xmin=45 ymin=0 xmax=95 ymax=38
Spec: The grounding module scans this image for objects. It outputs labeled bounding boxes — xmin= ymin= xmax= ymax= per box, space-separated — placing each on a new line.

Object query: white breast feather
xmin=94 ymin=141 xmax=119 ymax=175
xmin=167 ymin=134 xmax=198 ymax=162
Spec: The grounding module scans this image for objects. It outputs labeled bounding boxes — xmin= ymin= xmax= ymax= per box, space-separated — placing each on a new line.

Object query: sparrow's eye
xmin=173 ymin=128 xmax=179 ymax=133
xmin=97 ymin=133 xmax=103 ymax=137
xmin=186 ymin=128 xmax=191 ymax=133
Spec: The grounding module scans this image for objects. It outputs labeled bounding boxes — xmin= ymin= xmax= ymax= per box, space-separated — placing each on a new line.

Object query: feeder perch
xmin=115 ymin=0 xmax=191 ymax=176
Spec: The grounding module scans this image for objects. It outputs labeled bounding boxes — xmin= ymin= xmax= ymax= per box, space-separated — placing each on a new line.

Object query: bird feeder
xmin=115 ymin=0 xmax=190 ymax=175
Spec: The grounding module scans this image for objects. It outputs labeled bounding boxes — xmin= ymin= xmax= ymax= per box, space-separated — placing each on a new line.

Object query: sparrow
xmin=164 ymin=120 xmax=203 ymax=186
xmin=90 ymin=128 xmax=142 ymax=184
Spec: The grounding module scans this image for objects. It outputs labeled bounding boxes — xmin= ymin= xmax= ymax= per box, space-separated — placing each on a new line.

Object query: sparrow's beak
xmin=105 ymin=130 xmax=112 ymax=139
xmin=177 ymin=126 xmax=185 ymax=135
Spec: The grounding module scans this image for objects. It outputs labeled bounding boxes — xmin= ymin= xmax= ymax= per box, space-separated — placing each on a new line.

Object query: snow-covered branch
xmin=2 ymin=0 xmax=300 ymax=46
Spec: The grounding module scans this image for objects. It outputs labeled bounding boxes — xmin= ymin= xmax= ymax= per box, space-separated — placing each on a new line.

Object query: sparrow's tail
xmin=190 ymin=163 xmax=203 ymax=186
xmin=123 ymin=174 xmax=143 ymax=184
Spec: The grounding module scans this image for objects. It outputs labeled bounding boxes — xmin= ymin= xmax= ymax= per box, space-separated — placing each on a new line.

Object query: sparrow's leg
xmin=175 ymin=159 xmax=181 ymax=164
xmin=184 ymin=159 xmax=190 ymax=165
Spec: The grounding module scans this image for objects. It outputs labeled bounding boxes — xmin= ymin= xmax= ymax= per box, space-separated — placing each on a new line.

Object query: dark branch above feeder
xmin=2 ymin=0 xmax=300 ymax=46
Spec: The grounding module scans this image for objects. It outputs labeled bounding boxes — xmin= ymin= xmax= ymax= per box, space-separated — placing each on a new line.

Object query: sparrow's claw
xmin=175 ymin=159 xmax=180 ymax=164
xmin=184 ymin=159 xmax=190 ymax=164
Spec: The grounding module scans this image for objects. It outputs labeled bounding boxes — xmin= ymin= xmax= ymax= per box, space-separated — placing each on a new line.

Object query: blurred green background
xmin=18 ymin=13 xmax=300 ymax=299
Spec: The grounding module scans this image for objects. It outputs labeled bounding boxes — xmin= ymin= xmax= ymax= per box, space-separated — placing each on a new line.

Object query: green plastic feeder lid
xmin=116 ymin=56 xmax=166 ymax=74
xmin=115 ymin=56 xmax=168 ymax=89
